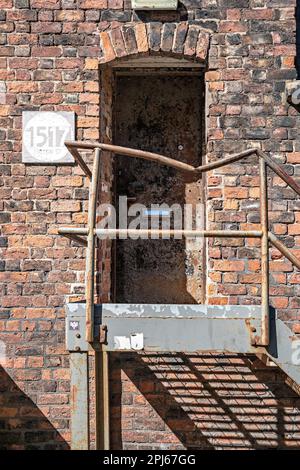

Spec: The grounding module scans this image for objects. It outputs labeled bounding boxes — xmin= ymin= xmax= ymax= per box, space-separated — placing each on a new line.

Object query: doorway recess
xmin=112 ymin=61 xmax=206 ymax=304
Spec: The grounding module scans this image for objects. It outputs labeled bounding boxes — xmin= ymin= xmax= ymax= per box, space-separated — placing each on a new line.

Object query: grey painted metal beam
xmin=70 ymin=352 xmax=89 ymax=450
xmin=66 ymin=303 xmax=262 ymax=353
xmin=66 ymin=303 xmax=300 ymax=400
xmin=99 ymin=304 xmax=261 ymax=353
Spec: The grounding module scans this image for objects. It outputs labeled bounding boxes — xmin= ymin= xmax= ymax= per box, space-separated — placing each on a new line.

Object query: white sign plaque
xmin=22 ymin=111 xmax=75 ymax=164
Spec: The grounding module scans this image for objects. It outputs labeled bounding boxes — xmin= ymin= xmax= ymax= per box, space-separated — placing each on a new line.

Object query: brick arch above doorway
xmin=99 ymin=22 xmax=210 ymax=65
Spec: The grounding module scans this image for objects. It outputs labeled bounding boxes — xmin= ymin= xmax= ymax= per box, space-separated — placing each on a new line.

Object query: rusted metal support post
xmin=258 ymin=150 xmax=300 ymax=197
xmin=95 ymin=351 xmax=110 ymax=450
xmin=102 ymin=351 xmax=110 ymax=450
xmin=86 ymin=148 xmax=101 ymax=343
xmin=83 ymin=148 xmax=110 ymax=449
xmin=65 ymin=144 xmax=92 ymax=179
xmin=260 ymin=158 xmax=270 ymax=346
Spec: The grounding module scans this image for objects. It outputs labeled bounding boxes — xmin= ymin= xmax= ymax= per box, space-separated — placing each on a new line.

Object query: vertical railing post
xmin=84 ymin=147 xmax=110 ymax=449
xmin=86 ymin=148 xmax=101 ymax=343
xmin=260 ymin=157 xmax=270 ymax=346
xmin=95 ymin=350 xmax=110 ymax=450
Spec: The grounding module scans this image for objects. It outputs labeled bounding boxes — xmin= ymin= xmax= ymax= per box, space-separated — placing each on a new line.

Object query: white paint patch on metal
xmin=114 ymin=333 xmax=144 ymax=350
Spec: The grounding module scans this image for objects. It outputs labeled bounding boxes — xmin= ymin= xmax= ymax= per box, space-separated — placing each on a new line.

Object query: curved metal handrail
xmin=65 ymin=140 xmax=300 ymax=196
xmin=60 ymin=140 xmax=300 ymax=345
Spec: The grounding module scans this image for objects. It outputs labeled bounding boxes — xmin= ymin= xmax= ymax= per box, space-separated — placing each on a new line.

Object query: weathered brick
xmin=173 ymin=22 xmax=188 ymax=55
xmin=50 ymin=201 xmax=81 ymax=212
xmin=161 ymin=23 xmax=175 ymax=53
xmin=213 ymin=260 xmax=245 ymax=271
xmin=99 ymin=31 xmax=115 ymax=63
xmin=109 ymin=27 xmax=127 ymax=58
xmin=183 ymin=24 xmax=200 ymax=57
xmin=134 ymin=22 xmax=148 ymax=54
xmin=55 ymin=10 xmax=84 ymax=21
xmin=122 ymin=25 xmax=138 ymax=56
xmin=101 ymin=9 xmax=130 ymax=22
xmin=147 ymin=22 xmax=162 ymax=53
xmin=0 ymin=0 xmax=13 ymax=6
xmin=31 ymin=22 xmax=62 ymax=33
xmin=31 ymin=46 xmax=62 ymax=57
xmin=15 ymin=0 xmax=29 ymax=7
xmin=31 ymin=0 xmax=60 ymax=7
xmin=196 ymin=30 xmax=210 ymax=60
xmin=80 ymin=0 xmax=107 ymax=7
xmin=7 ymin=10 xmax=37 ymax=21
xmin=220 ymin=20 xmax=247 ymax=33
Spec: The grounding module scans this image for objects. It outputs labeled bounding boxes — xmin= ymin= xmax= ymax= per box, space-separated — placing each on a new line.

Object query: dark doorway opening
xmin=113 ymin=70 xmax=205 ymax=304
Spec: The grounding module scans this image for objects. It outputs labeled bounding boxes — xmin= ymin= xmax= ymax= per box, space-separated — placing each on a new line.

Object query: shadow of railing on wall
xmin=110 ymin=353 xmax=300 ymax=450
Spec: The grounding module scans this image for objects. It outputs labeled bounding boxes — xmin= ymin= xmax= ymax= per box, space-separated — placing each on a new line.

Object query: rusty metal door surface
xmin=114 ymin=74 xmax=204 ymax=304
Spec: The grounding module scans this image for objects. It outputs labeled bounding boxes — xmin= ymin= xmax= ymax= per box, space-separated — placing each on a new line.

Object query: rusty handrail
xmin=65 ymin=140 xmax=197 ymax=175
xmin=85 ymin=148 xmax=101 ymax=343
xmin=65 ymin=140 xmax=300 ymax=197
xmin=58 ymin=227 xmax=263 ymax=239
xmin=268 ymin=232 xmax=300 ymax=270
xmin=61 ymin=140 xmax=300 ymax=347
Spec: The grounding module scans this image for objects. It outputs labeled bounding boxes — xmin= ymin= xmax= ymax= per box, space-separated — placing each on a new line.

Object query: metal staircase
xmin=58 ymin=140 xmax=300 ymax=449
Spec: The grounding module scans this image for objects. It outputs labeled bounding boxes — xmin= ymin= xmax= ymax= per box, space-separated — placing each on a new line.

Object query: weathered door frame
xmin=95 ymin=57 xmax=208 ymax=450
xmin=110 ymin=58 xmax=207 ymax=305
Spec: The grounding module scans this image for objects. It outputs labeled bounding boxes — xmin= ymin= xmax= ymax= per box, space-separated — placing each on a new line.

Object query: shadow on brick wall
xmin=0 ymin=366 xmax=69 ymax=450
xmin=110 ymin=353 xmax=300 ymax=450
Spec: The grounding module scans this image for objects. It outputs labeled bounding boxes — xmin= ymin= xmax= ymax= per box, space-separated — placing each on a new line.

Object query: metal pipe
xmin=59 ymin=227 xmax=263 ymax=239
xmin=196 ymin=148 xmax=257 ymax=173
xmin=258 ymin=150 xmax=300 ymax=197
xmin=86 ymin=148 xmax=101 ymax=343
xmin=66 ymin=141 xmax=258 ymax=175
xmin=58 ymin=227 xmax=89 ymax=236
xmin=101 ymin=351 xmax=110 ymax=450
xmin=65 ymin=141 xmax=300 ymax=200
xmin=67 ymin=145 xmax=92 ymax=179
xmin=95 ymin=351 xmax=110 ymax=450
xmin=259 ymin=159 xmax=270 ymax=347
xmin=268 ymin=232 xmax=300 ymax=270
xmin=95 ymin=228 xmax=263 ymax=239
xmin=65 ymin=140 xmax=197 ymax=174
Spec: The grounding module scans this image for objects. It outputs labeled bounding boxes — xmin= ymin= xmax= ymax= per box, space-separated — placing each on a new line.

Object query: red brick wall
xmin=1 ymin=0 xmax=300 ymax=450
